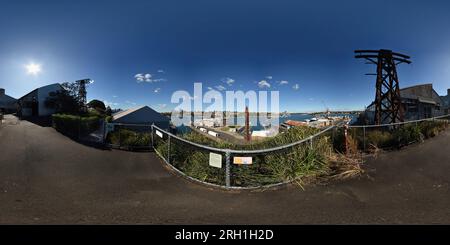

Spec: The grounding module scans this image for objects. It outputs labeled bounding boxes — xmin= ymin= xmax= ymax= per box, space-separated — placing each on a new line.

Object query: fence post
xmin=118 ymin=125 xmax=121 ymax=148
xmin=363 ymin=126 xmax=366 ymax=152
xmin=102 ymin=121 xmax=106 ymax=144
xmin=225 ymin=151 xmax=231 ymax=188
xmin=151 ymin=124 xmax=154 ymax=149
xmin=167 ymin=134 xmax=171 ymax=164
xmin=309 ymin=136 xmax=313 ymax=149
xmin=344 ymin=124 xmax=349 ymax=155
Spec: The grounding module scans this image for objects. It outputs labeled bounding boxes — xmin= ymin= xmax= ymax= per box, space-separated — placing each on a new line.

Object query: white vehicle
xmin=208 ymin=131 xmax=219 ymax=137
xmin=199 ymin=128 xmax=207 ymax=133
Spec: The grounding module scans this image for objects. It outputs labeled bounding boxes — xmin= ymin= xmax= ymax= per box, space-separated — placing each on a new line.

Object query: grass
xmin=351 ymin=120 xmax=448 ymax=152
xmin=155 ymin=119 xmax=448 ymax=188
xmin=154 ymin=125 xmax=362 ymax=188
xmin=106 ymin=128 xmax=151 ymax=148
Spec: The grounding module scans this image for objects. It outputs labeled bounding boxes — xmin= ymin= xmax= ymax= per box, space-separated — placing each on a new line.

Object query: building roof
xmin=112 ymin=105 xmax=169 ymax=123
xmin=113 ymin=106 xmax=143 ymax=120
xmin=0 ymin=93 xmax=16 ymax=101
xmin=18 ymin=83 xmax=64 ymax=100
xmin=400 ymin=83 xmax=443 ymax=106
xmin=284 ymin=120 xmax=308 ymax=127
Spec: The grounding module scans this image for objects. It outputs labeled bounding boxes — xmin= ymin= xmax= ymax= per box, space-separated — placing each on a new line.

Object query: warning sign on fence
xmin=209 ymin=152 xmax=222 ymax=168
xmin=156 ymin=130 xmax=163 ymax=138
xmin=233 ymin=157 xmax=253 ymax=165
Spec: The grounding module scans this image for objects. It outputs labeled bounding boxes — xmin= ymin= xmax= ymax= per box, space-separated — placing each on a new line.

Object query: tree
xmin=45 ymin=80 xmax=93 ymax=115
xmin=87 ymin=99 xmax=106 ymax=112
xmin=105 ymin=106 xmax=112 ymax=116
xmin=45 ymin=89 xmax=79 ymax=114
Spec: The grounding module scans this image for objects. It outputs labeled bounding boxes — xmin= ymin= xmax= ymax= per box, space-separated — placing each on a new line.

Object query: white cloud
xmin=112 ymin=95 xmax=118 ymax=98
xmin=152 ymin=78 xmax=167 ymax=82
xmin=135 ymin=73 xmax=166 ymax=83
xmin=222 ymin=77 xmax=235 ymax=86
xmin=278 ymin=80 xmax=289 ymax=85
xmin=103 ymin=100 xmax=119 ymax=107
xmin=292 ymin=84 xmax=300 ymax=90
xmin=125 ymin=100 xmax=137 ymax=105
xmin=215 ymin=85 xmax=226 ymax=91
xmin=135 ymin=73 xmax=153 ymax=82
xmin=157 ymin=69 xmax=164 ymax=73
xmin=258 ymin=80 xmax=271 ymax=88
xmin=154 ymin=88 xmax=161 ymax=93
xmin=158 ymin=104 xmax=167 ymax=108
xmin=135 ymin=73 xmax=145 ymax=82
xmin=266 ymin=76 xmax=273 ymax=80
xmin=207 ymin=87 xmax=213 ymax=90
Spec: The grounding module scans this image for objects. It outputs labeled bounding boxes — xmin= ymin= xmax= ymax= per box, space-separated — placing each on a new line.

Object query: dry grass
xmin=324 ymin=153 xmax=364 ymax=181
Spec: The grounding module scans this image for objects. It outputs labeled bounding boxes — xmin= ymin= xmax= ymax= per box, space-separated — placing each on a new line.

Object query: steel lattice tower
xmin=355 ymin=49 xmax=411 ymax=124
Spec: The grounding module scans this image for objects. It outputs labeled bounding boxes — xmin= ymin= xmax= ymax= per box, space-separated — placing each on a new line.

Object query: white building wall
xmin=37 ymin=84 xmax=62 ymax=116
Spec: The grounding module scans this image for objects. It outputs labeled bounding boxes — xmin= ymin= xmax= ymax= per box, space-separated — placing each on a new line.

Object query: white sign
xmin=156 ymin=130 xmax=163 ymax=138
xmin=233 ymin=157 xmax=253 ymax=165
xmin=209 ymin=152 xmax=222 ymax=168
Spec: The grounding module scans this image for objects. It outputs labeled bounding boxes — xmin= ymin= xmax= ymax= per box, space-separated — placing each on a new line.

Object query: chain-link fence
xmin=102 ymin=114 xmax=450 ymax=189
xmin=151 ymin=124 xmax=336 ymax=188
xmin=346 ymin=114 xmax=450 ymax=153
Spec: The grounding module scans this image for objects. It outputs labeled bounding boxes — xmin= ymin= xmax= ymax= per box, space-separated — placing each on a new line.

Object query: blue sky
xmin=1 ymin=0 xmax=450 ymax=112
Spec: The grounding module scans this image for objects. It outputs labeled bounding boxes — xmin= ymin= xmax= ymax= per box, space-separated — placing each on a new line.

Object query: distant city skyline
xmin=1 ymin=0 xmax=450 ymax=113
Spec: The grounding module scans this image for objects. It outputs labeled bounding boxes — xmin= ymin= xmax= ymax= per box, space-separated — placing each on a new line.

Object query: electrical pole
xmin=355 ymin=49 xmax=411 ymax=124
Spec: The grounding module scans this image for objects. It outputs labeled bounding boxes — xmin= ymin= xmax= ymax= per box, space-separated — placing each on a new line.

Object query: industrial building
xmin=0 ymin=88 xmax=17 ymax=114
xmin=17 ymin=83 xmax=64 ymax=117
xmin=440 ymin=89 xmax=450 ymax=114
xmin=363 ymin=83 xmax=446 ymax=123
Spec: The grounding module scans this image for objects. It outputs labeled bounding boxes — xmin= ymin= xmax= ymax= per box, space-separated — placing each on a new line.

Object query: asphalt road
xmin=0 ymin=115 xmax=449 ymax=224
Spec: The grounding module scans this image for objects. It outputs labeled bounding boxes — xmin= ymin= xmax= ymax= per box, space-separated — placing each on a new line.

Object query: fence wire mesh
xmin=103 ymin=114 xmax=449 ymax=189
xmin=347 ymin=115 xmax=450 ymax=153
xmin=152 ymin=124 xmax=336 ymax=188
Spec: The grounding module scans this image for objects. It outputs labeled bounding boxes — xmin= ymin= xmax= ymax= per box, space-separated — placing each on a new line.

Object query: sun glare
xmin=26 ymin=63 xmax=42 ymax=75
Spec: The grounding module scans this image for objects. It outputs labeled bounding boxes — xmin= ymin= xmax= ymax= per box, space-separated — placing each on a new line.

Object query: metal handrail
xmin=152 ymin=124 xmax=336 ymax=154
xmin=348 ymin=114 xmax=450 ymax=128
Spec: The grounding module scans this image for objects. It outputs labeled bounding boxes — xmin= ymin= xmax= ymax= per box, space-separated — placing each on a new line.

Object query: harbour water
xmin=174 ymin=113 xmax=355 ymax=134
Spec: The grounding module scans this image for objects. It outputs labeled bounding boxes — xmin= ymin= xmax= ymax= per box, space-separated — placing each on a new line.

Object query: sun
xmin=26 ymin=63 xmax=42 ymax=75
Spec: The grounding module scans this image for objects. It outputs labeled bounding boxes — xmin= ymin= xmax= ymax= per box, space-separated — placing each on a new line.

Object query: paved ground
xmin=0 ymin=114 xmax=449 ymax=224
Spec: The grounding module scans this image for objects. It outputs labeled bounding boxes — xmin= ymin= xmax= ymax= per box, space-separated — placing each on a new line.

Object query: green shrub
xmin=105 ymin=116 xmax=113 ymax=123
xmin=52 ymin=114 xmax=100 ymax=137
xmin=393 ymin=124 xmax=423 ymax=147
xmin=366 ymin=130 xmax=395 ymax=148
xmin=156 ymin=126 xmax=331 ymax=187
xmin=419 ymin=121 xmax=447 ymax=139
xmin=106 ymin=129 xmax=151 ymax=147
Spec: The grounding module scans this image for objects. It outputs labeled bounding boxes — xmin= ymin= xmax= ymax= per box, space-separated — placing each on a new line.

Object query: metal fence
xmin=101 ymin=114 xmax=450 ymax=189
xmin=151 ymin=124 xmax=336 ymax=189
xmin=346 ymin=114 xmax=450 ymax=153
